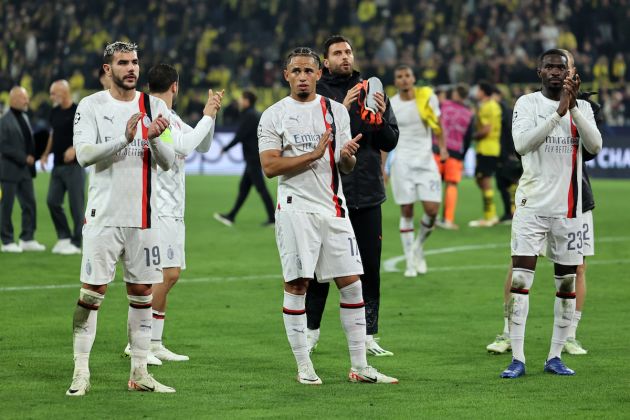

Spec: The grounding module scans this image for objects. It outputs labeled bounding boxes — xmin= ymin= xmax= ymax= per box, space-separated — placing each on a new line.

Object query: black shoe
xmin=213 ymin=213 xmax=234 ymax=227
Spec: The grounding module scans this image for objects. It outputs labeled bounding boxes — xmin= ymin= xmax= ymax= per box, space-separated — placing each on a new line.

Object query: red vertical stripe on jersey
xmin=567 ymin=116 xmax=579 ymax=218
xmin=319 ymin=97 xmax=344 ymax=218
xmin=138 ymin=93 xmax=151 ymax=228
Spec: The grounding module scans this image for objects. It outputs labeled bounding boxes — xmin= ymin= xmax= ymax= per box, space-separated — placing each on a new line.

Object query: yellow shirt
xmin=476 ymin=99 xmax=501 ymax=157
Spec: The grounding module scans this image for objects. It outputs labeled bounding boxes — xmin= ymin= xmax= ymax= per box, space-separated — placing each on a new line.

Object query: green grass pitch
xmin=1 ymin=174 xmax=628 ymax=419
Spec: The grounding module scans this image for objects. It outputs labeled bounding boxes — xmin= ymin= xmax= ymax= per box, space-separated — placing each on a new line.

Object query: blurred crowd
xmin=1 ymin=0 xmax=630 ymax=126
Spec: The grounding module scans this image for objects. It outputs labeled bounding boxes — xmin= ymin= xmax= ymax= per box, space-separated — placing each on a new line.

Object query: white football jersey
xmin=390 ymin=93 xmax=440 ymax=170
xmin=258 ymin=95 xmax=352 ymax=217
xmin=157 ymin=111 xmax=214 ymax=218
xmin=512 ymin=91 xmax=596 ymax=218
xmin=74 ymin=90 xmax=170 ymax=228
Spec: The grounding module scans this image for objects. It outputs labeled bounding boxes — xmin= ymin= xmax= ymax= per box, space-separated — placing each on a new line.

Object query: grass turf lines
xmin=1 ymin=175 xmax=629 ymax=419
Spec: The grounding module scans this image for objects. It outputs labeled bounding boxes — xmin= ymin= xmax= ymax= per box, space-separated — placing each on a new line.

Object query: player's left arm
xmin=567 ymin=74 xmax=602 ymax=155
xmin=148 ymin=100 xmax=175 ymax=170
xmin=192 ymin=89 xmax=222 ymax=154
xmin=171 ymin=116 xmax=216 ymax=156
xmin=571 ymin=104 xmax=602 ymax=155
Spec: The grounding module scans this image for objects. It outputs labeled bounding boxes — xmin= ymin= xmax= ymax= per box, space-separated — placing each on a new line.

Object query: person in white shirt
xmin=384 ymin=65 xmax=448 ymax=277
xmin=67 ymin=41 xmax=176 ymax=396
xmin=500 ymin=49 xmax=602 ymax=379
xmin=122 ymin=63 xmax=223 ymax=364
xmin=258 ymin=47 xmax=397 ymax=385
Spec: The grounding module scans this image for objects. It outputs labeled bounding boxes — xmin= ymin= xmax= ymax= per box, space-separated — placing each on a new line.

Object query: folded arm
xmin=570 ymin=106 xmax=602 ymax=155
xmin=75 ymin=136 xmax=128 ymax=167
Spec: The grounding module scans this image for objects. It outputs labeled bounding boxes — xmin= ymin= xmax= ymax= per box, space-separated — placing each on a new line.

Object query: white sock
xmin=283 ymin=291 xmax=310 ymax=367
xmin=151 ymin=310 xmax=165 ymax=344
xmin=502 ymin=303 xmax=510 ymax=336
xmin=339 ymin=281 xmax=368 ymax=370
xmin=399 ymin=217 xmax=415 ymax=270
xmin=509 ymin=268 xmax=534 ymax=363
xmin=567 ymin=310 xmax=582 ymax=340
xmin=127 ymin=294 xmax=153 ymax=378
xmin=72 ymin=289 xmax=104 ymax=374
xmin=548 ymin=274 xmax=576 ymax=360
xmin=366 ymin=334 xmax=374 ymax=343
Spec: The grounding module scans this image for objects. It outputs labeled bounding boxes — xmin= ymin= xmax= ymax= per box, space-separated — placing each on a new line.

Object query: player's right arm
xmin=512 ymin=94 xmax=565 ymax=156
xmin=258 ymin=108 xmax=330 ymax=178
xmin=260 ymin=131 xmax=331 ymax=178
xmin=73 ymin=99 xmax=128 ymax=167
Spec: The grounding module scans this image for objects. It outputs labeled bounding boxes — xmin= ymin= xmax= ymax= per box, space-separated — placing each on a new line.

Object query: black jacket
xmin=317 ymin=70 xmax=399 ymax=209
xmin=578 ymin=91 xmax=602 ymax=213
xmin=0 ymin=109 xmax=36 ymax=181
xmin=224 ymin=106 xmax=261 ymax=165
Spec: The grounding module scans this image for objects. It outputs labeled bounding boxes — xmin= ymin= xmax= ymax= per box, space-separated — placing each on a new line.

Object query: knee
xmin=576 ymin=263 xmax=586 ymax=278
xmin=424 ymin=203 xmax=439 ymax=218
xmin=285 ymin=278 xmax=308 ymax=295
xmin=554 ymin=274 xmax=576 ymax=294
xmin=46 ymin=195 xmax=59 ymax=208
xmin=510 ymin=268 xmax=534 ymax=294
xmin=401 ymin=205 xmax=413 ymax=218
xmin=164 ymin=268 xmax=181 ymax=287
xmin=127 ymin=283 xmax=153 ymax=297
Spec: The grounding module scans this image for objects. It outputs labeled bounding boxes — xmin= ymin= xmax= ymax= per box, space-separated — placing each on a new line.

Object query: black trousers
xmin=0 ymin=176 xmax=37 ymax=244
xmin=306 ymin=205 xmax=382 ymax=335
xmin=495 ymin=160 xmax=522 ymax=218
xmin=228 ymin=162 xmax=275 ymax=222
xmin=47 ymin=164 xmax=85 ymax=247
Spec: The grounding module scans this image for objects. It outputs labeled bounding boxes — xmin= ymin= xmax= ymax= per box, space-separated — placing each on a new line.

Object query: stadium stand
xmin=1 ymin=0 xmax=629 ymax=125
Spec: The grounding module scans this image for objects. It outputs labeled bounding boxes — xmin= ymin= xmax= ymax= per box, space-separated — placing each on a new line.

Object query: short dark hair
xmin=478 ymin=81 xmax=494 ymax=97
xmin=242 ymin=90 xmax=257 ymax=106
xmin=103 ymin=41 xmax=138 ymax=64
xmin=98 ymin=67 xmax=106 ymax=77
xmin=323 ymin=35 xmax=352 ymax=58
xmin=454 ymin=83 xmax=469 ymax=99
xmin=284 ymin=47 xmax=321 ymax=69
xmin=148 ymin=63 xmax=178 ymax=93
xmin=394 ymin=64 xmax=414 ymax=75
xmin=539 ymin=49 xmax=568 ymax=65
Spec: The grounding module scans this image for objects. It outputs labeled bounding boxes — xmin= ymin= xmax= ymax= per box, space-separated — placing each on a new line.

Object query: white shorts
xmin=160 ymin=217 xmax=186 ymax=269
xmin=81 ymin=225 xmax=164 ymax=285
xmin=275 ymin=211 xmax=364 ymax=282
xmin=511 ymin=210 xmax=584 ymax=266
xmin=391 ymin=160 xmax=442 ymax=205
xmin=539 ymin=210 xmax=595 ymax=258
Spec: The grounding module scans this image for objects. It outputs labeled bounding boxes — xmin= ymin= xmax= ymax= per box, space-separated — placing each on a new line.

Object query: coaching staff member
xmin=306 ymin=35 xmax=399 ymax=356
